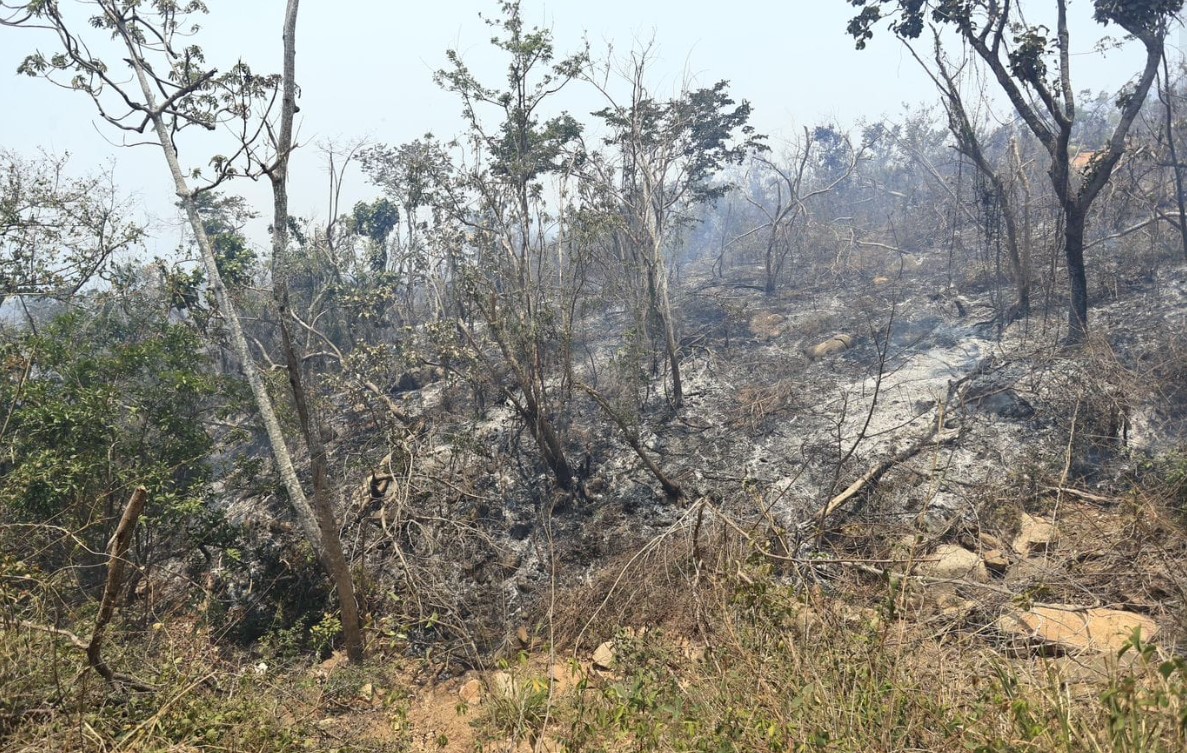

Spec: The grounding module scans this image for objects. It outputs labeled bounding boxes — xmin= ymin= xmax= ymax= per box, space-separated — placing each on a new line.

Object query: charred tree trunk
xmin=764 ymin=229 xmax=779 ymax=295
xmin=1064 ymin=205 xmax=1089 ymax=342
xmin=579 ymin=383 xmax=683 ymax=500
xmin=659 ymin=300 xmax=684 ymax=409
xmin=521 ymin=391 xmax=575 ymax=491
xmin=997 ymin=177 xmax=1029 ymax=318
xmin=1161 ymin=52 xmax=1187 ymax=262
xmin=644 ymin=257 xmax=683 ymax=408
xmin=480 ymin=306 xmax=576 ymax=493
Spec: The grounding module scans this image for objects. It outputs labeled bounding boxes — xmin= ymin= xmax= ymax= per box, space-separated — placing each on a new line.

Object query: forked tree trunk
xmin=484 ymin=312 xmax=575 ymax=492
xmin=522 ymin=392 xmax=575 ymax=490
xmin=953 ymin=0 xmax=1167 ymax=342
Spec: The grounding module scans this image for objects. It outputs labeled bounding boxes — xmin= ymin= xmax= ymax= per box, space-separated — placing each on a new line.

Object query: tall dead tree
xmin=913 ymin=39 xmax=1031 ymax=319
xmin=264 ymin=0 xmax=363 ymax=662
xmin=744 ymin=129 xmax=857 ymax=295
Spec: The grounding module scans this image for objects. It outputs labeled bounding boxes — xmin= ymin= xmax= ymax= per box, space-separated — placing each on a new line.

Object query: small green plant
xmin=1101 ymin=629 xmax=1187 ymax=752
xmin=311 ymin=612 xmax=344 ymax=657
xmin=482 ymin=654 xmax=551 ymax=746
xmin=972 ymin=630 xmax=1187 ymax=753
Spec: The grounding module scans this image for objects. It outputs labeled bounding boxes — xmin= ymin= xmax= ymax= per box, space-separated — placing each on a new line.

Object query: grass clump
xmin=515 ymin=550 xmax=1187 ymax=753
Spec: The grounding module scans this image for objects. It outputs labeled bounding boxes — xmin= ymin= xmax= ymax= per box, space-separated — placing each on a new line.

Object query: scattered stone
xmin=1045 ymin=654 xmax=1118 ymax=699
xmin=490 ymin=670 xmax=518 ymax=699
xmin=978 ymin=532 xmax=1006 ymax=551
xmin=967 ymin=387 xmax=1035 ymax=419
xmin=997 ymin=605 xmax=1159 ymax=653
xmin=549 ymin=663 xmax=585 ymax=694
xmin=749 ymin=312 xmax=787 ymax=340
xmin=791 ymin=607 xmax=821 ymax=637
xmin=983 ymin=549 xmax=1010 ymax=572
xmin=678 ymin=637 xmax=706 ymax=662
xmin=918 ymin=544 xmax=989 ymax=582
xmin=935 ymin=591 xmax=977 ymax=621
xmin=804 ymin=333 xmax=854 ymax=361
xmin=592 ymin=640 xmax=617 ymax=670
xmin=1004 ymin=557 xmax=1061 ymax=589
xmin=314 ymin=651 xmax=347 ymax=679
xmin=1013 ymin=513 xmax=1056 ymax=557
xmin=897 ymin=253 xmax=923 ymax=272
xmin=839 ymin=604 xmax=882 ymax=631
xmin=458 ymin=678 xmax=484 ymax=705
xmin=357 ymin=682 xmax=374 ymax=703
xmin=890 ymin=533 xmax=923 ymax=562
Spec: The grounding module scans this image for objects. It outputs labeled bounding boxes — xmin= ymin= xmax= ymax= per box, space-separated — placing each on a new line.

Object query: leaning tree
xmin=1 ymin=0 xmax=364 ymax=661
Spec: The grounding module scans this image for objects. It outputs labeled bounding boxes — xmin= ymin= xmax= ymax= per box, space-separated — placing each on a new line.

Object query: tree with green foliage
xmin=585 ymin=48 xmax=763 ymax=406
xmin=0 ymin=276 xmax=241 ymax=580
xmin=360 ymin=136 xmax=457 ymax=325
xmin=845 ymin=0 xmax=1183 ymax=340
xmin=193 ymin=192 xmax=259 ymax=288
xmin=2 ymin=0 xmax=364 ymax=661
xmin=431 ymin=0 xmax=587 ymax=492
xmin=351 ymin=197 xmax=399 ymax=272
xmin=1 ymin=150 xmax=142 ymax=309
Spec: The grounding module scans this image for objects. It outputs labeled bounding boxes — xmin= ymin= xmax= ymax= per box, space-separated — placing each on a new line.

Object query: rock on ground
xmin=1013 ymin=513 xmax=1057 ymax=557
xmin=919 ymin=544 xmax=989 ymax=582
xmin=592 ymin=640 xmax=617 ymax=670
xmin=997 ymin=605 xmax=1159 ymax=653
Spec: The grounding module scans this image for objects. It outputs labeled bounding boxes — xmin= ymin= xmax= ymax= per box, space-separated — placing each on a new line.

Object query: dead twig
xmin=578 ymin=382 xmax=685 ymax=500
xmin=16 ymin=620 xmax=88 ymax=649
xmin=814 ymin=424 xmax=961 ymax=535
xmin=1041 ymin=486 xmax=1118 ymax=505
xmin=87 ymin=486 xmax=156 ymax=693
xmin=114 ymin=672 xmax=215 ymax=752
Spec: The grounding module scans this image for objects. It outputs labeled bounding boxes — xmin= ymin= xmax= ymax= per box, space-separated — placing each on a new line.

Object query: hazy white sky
xmin=0 ymin=0 xmax=1168 ymax=248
